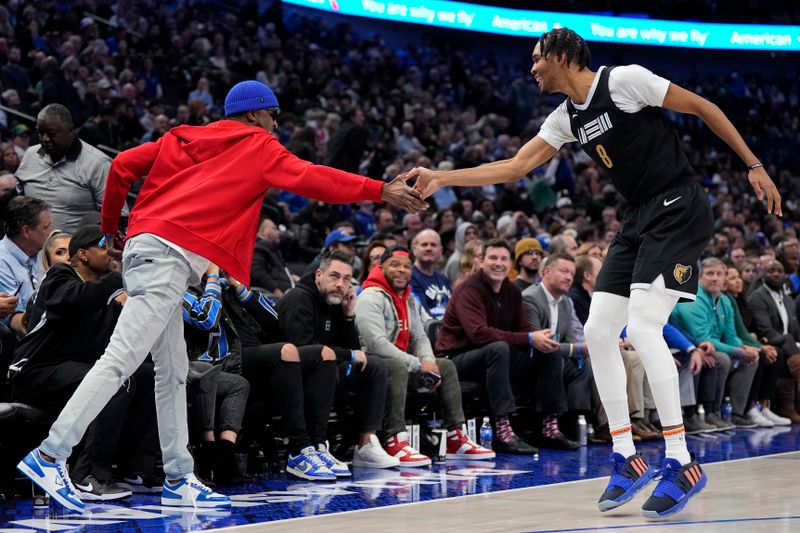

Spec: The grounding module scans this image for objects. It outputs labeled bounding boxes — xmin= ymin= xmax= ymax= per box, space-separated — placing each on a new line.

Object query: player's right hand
xmin=408 ymin=167 xmax=440 ymax=199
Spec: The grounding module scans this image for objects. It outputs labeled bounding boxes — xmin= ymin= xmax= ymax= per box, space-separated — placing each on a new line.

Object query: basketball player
xmin=409 ymin=28 xmax=781 ymax=518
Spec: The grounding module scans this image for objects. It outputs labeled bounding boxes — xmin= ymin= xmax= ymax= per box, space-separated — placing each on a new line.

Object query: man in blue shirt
xmin=410 ymin=229 xmax=451 ymax=322
xmin=0 ymin=196 xmax=50 ymax=334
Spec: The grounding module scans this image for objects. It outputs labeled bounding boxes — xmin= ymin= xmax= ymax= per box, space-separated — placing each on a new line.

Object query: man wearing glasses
xmin=18 ymin=80 xmax=428 ymax=512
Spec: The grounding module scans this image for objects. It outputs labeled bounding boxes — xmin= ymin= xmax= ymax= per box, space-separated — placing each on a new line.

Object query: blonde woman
xmin=453 ymin=239 xmax=484 ymax=288
xmin=42 ymin=231 xmax=71 ymax=270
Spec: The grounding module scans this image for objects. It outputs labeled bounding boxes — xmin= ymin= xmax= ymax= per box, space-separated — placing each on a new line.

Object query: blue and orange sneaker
xmin=17 ymin=449 xmax=85 ymax=513
xmin=641 ymin=458 xmax=707 ymax=518
xmin=598 ymin=453 xmax=657 ymax=512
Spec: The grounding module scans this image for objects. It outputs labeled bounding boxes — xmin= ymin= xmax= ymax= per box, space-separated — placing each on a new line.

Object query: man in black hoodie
xmin=278 ymin=250 xmax=399 ymax=469
xmin=8 ymin=224 xmax=158 ymax=500
xmin=250 ymin=217 xmax=297 ymax=297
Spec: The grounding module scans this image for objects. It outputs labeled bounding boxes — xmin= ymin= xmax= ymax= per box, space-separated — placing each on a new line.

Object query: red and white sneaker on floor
xmin=385 ymin=432 xmax=431 ymax=467
xmin=446 ymin=428 xmax=496 ymax=460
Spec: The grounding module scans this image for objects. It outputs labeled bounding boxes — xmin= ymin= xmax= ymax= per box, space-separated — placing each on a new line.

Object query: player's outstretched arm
xmin=662 ymin=83 xmax=782 ymax=216
xmin=409 ymin=136 xmax=558 ymax=199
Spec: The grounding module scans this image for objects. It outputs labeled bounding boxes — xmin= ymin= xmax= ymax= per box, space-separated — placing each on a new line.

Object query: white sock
xmin=626 ymin=276 xmax=690 ymax=465
xmin=663 ymin=426 xmax=691 ymax=465
xmin=610 ymin=423 xmax=637 ymax=458
xmin=585 ymin=292 xmax=636 ymax=458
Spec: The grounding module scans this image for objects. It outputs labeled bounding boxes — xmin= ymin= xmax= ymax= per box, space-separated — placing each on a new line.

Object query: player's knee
xmin=625 ymin=313 xmax=664 ymax=349
xmin=321 ymin=346 xmax=337 ymax=361
xmin=280 ymin=343 xmax=300 ymax=362
xmin=584 ymin=315 xmax=616 ymax=345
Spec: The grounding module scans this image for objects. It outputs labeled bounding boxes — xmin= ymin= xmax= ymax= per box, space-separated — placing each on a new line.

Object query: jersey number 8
xmin=596 ymin=144 xmax=614 ymax=168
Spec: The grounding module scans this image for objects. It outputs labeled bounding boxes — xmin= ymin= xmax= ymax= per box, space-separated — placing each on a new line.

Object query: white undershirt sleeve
xmin=608 ymin=64 xmax=671 ymax=113
xmin=537 ymin=101 xmax=577 ymax=149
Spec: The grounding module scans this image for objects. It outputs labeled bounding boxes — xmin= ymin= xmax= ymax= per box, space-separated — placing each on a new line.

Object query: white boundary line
xmin=210 ymin=450 xmax=800 ymax=532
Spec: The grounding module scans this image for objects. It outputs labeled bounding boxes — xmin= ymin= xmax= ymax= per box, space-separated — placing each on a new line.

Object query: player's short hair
xmin=538 ymin=28 xmax=591 ymax=70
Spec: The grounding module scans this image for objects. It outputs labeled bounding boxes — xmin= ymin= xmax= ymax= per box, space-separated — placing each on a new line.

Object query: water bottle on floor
xmin=721 ymin=397 xmax=733 ymax=423
xmin=479 ymin=417 xmax=493 ymax=450
xmin=577 ymin=415 xmax=587 ymax=446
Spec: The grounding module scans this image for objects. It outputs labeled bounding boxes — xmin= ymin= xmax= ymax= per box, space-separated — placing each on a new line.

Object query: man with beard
xmin=410 ymin=27 xmax=782 ymax=518
xmin=513 ymin=237 xmax=544 ymax=291
xmin=278 ymin=250 xmax=399 ymax=470
xmin=410 ymin=229 xmax=451 ymax=321
xmin=356 ymin=246 xmax=494 ymax=466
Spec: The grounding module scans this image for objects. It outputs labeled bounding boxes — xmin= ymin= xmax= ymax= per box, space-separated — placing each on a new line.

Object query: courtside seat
xmin=0 ymin=402 xmax=54 ymax=497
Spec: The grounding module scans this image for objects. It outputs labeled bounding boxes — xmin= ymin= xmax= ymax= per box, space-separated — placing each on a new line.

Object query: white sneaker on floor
xmin=746 ymin=407 xmax=774 ymax=427
xmin=317 ymin=441 xmax=351 ymax=477
xmin=352 ymin=435 xmax=401 ymax=469
xmin=761 ymin=407 xmax=792 ymax=426
xmin=17 ymin=449 xmax=85 ymax=513
xmin=162 ymin=473 xmax=230 ymax=507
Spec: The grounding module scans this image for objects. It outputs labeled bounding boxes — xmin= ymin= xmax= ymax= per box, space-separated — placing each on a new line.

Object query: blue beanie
xmin=224 ymin=81 xmax=279 ymax=116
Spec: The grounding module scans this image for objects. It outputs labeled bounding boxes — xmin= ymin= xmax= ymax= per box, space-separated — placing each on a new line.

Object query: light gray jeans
xmin=39 ymin=234 xmax=206 ymax=479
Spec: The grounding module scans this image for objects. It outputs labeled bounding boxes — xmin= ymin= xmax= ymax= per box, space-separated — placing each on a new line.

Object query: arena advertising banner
xmin=284 ymin=0 xmax=800 ymax=51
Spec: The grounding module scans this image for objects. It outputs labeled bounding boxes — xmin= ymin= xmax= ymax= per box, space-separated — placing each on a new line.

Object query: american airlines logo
xmin=578 ymin=112 xmax=613 ymax=144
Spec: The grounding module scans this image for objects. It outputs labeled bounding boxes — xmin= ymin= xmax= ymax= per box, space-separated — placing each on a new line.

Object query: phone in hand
xmin=417 ymin=370 xmax=441 ymax=392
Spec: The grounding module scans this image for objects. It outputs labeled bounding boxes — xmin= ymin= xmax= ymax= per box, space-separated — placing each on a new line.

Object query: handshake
xmin=380 ymin=167 xmax=439 ymax=213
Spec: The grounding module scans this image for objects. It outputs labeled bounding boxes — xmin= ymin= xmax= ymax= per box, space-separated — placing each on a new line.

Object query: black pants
xmin=749 ymin=350 xmax=783 ymax=403
xmin=242 ymin=343 xmax=336 ymax=453
xmin=452 ymin=341 xmax=565 ymax=417
xmin=563 ymin=357 xmax=594 ymax=413
xmin=10 ymin=361 xmax=159 ymax=482
xmin=696 ymin=351 xmax=730 ymax=412
xmin=187 ymin=361 xmax=250 ymax=435
xmin=336 ymin=355 xmax=388 ymax=436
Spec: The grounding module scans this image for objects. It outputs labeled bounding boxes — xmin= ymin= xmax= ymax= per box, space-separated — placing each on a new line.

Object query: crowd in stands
xmin=1 ymin=0 xmax=799 ymax=499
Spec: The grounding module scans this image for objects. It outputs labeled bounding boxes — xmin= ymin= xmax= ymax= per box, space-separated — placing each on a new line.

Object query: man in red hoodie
xmin=17 ymin=80 xmax=428 ymax=513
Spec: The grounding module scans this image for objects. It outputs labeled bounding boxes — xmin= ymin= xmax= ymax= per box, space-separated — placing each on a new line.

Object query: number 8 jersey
xmin=538 ymin=65 xmax=693 ymax=208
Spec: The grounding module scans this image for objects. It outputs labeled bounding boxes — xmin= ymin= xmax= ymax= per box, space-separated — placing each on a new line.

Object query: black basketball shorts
xmin=595 ymin=181 xmax=713 ymax=301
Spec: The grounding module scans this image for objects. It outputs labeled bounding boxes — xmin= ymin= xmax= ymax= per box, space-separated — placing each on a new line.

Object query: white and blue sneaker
xmin=17 ymin=449 xmax=85 ymax=513
xmin=317 ymin=441 xmax=351 ymax=477
xmin=286 ymin=446 xmax=336 ymax=481
xmin=161 ymin=473 xmax=231 ymax=507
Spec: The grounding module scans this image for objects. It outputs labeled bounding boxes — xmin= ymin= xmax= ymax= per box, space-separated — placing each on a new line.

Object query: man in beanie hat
xmin=9 ymin=224 xmax=159 ymax=502
xmin=17 ymin=80 xmax=428 ymax=512
xmin=512 ymin=237 xmax=543 ymax=291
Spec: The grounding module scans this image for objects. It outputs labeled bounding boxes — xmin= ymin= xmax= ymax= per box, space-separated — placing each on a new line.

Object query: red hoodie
xmin=362 ymin=265 xmax=411 ymax=352
xmin=100 ymin=121 xmax=383 ymax=285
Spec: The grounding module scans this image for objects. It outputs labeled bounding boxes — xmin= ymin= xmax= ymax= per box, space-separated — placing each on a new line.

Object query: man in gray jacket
xmin=355 ymin=246 xmax=494 ymax=466
xmin=522 ymin=252 xmax=588 ymax=449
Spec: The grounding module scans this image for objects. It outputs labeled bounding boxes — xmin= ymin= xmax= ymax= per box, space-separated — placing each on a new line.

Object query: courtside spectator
xmin=15 ymin=104 xmax=114 ymax=233
xmin=410 ymin=229 xmax=451 ymax=321
xmin=278 ymin=251 xmax=398 ymax=469
xmin=356 ymin=246 xmax=494 ymax=465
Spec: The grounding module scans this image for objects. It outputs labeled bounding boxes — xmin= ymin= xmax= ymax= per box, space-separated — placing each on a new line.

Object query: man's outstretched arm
xmin=409 ymin=136 xmax=558 ymax=198
xmin=662 ymin=83 xmax=782 ymax=216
